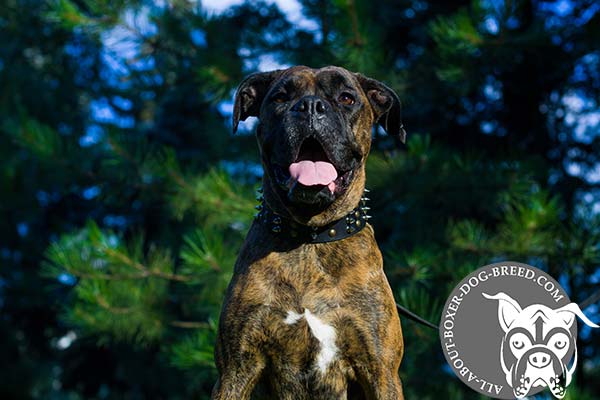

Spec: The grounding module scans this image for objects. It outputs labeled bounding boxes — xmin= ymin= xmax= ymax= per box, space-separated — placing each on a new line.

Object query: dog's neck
xmin=254 ymin=188 xmax=372 ymax=243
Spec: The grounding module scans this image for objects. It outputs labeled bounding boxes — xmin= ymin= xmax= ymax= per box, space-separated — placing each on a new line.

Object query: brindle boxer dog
xmin=212 ymin=66 xmax=407 ymax=400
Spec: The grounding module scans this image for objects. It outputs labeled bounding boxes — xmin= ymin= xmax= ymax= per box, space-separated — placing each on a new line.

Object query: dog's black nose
xmin=528 ymin=351 xmax=552 ymax=369
xmin=292 ymin=96 xmax=327 ymax=115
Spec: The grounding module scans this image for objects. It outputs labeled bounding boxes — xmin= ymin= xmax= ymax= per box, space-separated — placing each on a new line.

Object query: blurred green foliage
xmin=1 ymin=0 xmax=600 ymax=398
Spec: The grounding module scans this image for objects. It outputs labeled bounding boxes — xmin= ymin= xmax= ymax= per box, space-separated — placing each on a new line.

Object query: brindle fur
xmin=212 ymin=66 xmax=406 ymax=400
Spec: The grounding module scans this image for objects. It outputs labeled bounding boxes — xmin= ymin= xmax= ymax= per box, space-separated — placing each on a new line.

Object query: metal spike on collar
xmin=255 ymin=188 xmax=372 ymax=242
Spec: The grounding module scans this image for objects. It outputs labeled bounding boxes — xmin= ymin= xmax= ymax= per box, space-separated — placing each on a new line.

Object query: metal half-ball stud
xmin=328 ymin=228 xmax=336 ymax=237
xmin=273 ymin=216 xmax=281 ymax=224
xmin=255 ymin=205 xmax=263 ymax=210
xmin=272 ymin=225 xmax=282 ymax=233
xmin=311 ymin=232 xmax=318 ymax=240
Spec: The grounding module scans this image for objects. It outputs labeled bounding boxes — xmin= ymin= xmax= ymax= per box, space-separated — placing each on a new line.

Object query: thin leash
xmin=395 ymin=303 xmax=438 ymax=330
xmin=396 ymin=280 xmax=600 ymax=332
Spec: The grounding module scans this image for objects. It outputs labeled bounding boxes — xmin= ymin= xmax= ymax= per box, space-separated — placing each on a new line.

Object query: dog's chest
xmin=247 ymin=244 xmax=382 ymax=396
xmin=253 ymin=306 xmax=359 ymax=399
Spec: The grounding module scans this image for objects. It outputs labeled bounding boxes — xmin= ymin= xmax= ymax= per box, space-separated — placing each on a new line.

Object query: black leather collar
xmin=254 ymin=189 xmax=371 ymax=243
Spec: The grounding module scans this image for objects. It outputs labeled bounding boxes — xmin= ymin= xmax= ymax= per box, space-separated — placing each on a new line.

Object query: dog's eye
xmin=549 ymin=333 xmax=569 ymax=352
xmin=554 ymin=340 xmax=567 ymax=350
xmin=271 ymin=93 xmax=288 ymax=103
xmin=338 ymin=92 xmax=355 ymax=106
xmin=512 ymin=340 xmax=524 ymax=350
xmin=509 ymin=332 xmax=530 ymax=352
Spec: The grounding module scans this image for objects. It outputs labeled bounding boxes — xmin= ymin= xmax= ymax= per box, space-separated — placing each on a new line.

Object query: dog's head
xmin=233 ymin=65 xmax=405 ymax=225
xmin=483 ymin=292 xmax=599 ymax=399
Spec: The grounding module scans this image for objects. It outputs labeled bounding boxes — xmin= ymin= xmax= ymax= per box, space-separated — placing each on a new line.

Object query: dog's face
xmin=233 ymin=66 xmax=405 ymax=224
xmin=484 ymin=292 xmax=599 ymax=399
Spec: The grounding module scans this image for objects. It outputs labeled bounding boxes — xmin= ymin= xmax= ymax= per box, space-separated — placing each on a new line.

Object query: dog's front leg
xmin=354 ymin=367 xmax=404 ymax=400
xmin=371 ymin=371 xmax=404 ymax=400
xmin=211 ymin=350 xmax=266 ymax=400
xmin=211 ymin=297 xmax=268 ymax=400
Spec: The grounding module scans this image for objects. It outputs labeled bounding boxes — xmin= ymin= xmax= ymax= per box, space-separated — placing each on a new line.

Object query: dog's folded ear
xmin=555 ymin=303 xmax=600 ymax=329
xmin=233 ymin=70 xmax=283 ymax=134
xmin=355 ymin=74 xmax=407 ymax=143
xmin=483 ymin=292 xmax=523 ymax=333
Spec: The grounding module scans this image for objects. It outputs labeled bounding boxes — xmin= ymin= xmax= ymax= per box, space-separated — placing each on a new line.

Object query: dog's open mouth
xmin=273 ymin=137 xmax=354 ymax=200
xmin=289 ymin=137 xmax=339 ymax=193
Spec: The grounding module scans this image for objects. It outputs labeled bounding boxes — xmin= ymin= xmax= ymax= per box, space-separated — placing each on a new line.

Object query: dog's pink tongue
xmin=289 ymin=160 xmax=338 ymax=192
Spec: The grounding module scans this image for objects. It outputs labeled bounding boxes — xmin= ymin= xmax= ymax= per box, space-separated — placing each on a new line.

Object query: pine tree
xmin=1 ymin=0 xmax=599 ymax=398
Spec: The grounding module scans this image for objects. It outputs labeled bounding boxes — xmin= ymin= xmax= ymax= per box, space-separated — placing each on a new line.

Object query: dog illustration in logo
xmin=483 ymin=292 xmax=598 ymax=399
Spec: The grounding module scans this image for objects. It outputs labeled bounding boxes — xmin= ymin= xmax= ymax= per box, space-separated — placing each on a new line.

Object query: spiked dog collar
xmin=254 ymin=189 xmax=372 ymax=243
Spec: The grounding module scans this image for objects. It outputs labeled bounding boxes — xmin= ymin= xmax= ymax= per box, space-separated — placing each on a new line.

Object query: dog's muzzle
xmin=510 ymin=346 xmax=569 ymax=399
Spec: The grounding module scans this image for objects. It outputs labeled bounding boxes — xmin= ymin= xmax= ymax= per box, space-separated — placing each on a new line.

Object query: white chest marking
xmin=284 ymin=310 xmax=303 ymax=325
xmin=284 ymin=309 xmax=338 ymax=373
